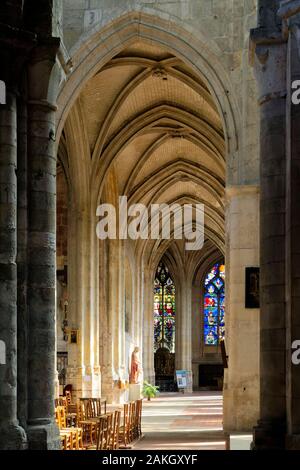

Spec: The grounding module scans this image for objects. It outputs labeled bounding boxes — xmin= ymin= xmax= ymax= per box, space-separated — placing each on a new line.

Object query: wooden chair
xmin=55 ymin=408 xmax=68 ymax=450
xmin=77 ymin=400 xmax=97 ymax=446
xmin=55 ymin=397 xmax=67 ymax=408
xmin=95 ymin=413 xmax=112 ymax=450
xmin=55 ymin=407 xmax=74 ymax=450
xmin=79 ymin=398 xmax=91 ymax=418
xmin=100 ymin=398 xmax=107 ymax=415
xmin=65 ymin=390 xmax=72 ymax=406
xmin=96 ymin=415 xmax=108 ymax=450
xmin=57 ymin=405 xmax=84 ymax=450
xmin=88 ymin=398 xmax=102 ymax=419
xmin=59 ymin=433 xmax=68 ymax=451
xmin=128 ymin=401 xmax=136 ymax=443
xmin=119 ymin=403 xmax=130 ymax=447
xmin=66 ymin=404 xmax=77 ymax=427
xmin=109 ymin=410 xmax=121 ymax=450
xmin=135 ymin=399 xmax=142 ymax=438
xmin=56 ymin=396 xmax=77 ymax=427
xmin=82 ymin=397 xmax=107 ymax=419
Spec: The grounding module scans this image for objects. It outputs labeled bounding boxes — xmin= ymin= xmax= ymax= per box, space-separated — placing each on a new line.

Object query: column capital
xmin=250 ymin=40 xmax=287 ymax=103
xmin=27 ymin=99 xmax=57 ymax=112
xmin=0 ymin=23 xmax=36 ymax=88
xmin=27 ymin=37 xmax=60 ymax=104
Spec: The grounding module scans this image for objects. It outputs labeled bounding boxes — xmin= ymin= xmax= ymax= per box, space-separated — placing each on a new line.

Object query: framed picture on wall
xmin=66 ymin=329 xmax=80 ymax=344
xmin=245 ymin=267 xmax=260 ymax=308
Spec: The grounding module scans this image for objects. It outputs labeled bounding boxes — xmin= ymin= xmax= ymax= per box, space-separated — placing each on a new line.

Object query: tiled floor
xmin=133 ymin=392 xmax=227 ymax=450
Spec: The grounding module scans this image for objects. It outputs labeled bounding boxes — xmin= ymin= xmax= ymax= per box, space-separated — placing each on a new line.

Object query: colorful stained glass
xmin=154 ymin=262 xmax=175 ymax=353
xmin=204 ymin=263 xmax=225 ymax=345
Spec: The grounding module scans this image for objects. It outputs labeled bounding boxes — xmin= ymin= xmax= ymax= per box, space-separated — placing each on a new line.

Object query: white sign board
xmin=176 ymin=370 xmax=188 ymax=389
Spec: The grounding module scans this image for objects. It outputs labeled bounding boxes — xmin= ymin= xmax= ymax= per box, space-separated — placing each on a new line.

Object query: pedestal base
xmin=0 ymin=423 xmax=27 ymax=450
xmin=27 ymin=421 xmax=61 ymax=450
xmin=129 ymin=384 xmax=141 ymax=401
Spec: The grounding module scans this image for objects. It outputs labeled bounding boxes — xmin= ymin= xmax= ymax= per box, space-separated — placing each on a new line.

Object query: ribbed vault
xmin=61 ymin=40 xmax=226 ymax=276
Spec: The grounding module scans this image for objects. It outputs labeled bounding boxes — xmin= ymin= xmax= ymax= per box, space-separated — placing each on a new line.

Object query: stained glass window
xmin=204 ymin=263 xmax=225 ymax=346
xmin=154 ymin=262 xmax=175 ymax=353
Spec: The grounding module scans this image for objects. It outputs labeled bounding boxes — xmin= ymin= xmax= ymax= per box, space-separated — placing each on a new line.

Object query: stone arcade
xmin=0 ymin=0 xmax=300 ymax=450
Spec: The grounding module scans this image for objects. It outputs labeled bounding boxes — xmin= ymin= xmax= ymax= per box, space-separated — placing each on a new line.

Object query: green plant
xmin=142 ymin=381 xmax=159 ymax=401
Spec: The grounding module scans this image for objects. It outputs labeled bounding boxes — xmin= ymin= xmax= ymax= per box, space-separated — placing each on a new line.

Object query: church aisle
xmin=133 ymin=392 xmax=226 ymax=450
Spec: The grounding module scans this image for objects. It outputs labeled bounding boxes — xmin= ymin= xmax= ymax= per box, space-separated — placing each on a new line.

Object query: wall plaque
xmin=245 ymin=267 xmax=260 ymax=308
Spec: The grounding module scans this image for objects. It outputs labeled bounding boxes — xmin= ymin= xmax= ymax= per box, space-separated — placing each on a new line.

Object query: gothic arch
xmin=56 ymin=10 xmax=240 ymax=172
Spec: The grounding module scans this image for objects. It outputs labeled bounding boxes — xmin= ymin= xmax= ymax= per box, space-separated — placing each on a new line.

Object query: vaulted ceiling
xmin=60 ymin=40 xmax=226 ymax=269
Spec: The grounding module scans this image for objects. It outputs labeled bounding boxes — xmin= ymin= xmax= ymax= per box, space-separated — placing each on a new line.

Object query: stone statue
xmin=129 ymin=347 xmax=142 ymax=384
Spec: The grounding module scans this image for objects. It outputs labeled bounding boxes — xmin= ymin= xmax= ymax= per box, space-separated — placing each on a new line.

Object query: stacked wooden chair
xmin=119 ymin=403 xmax=130 ymax=447
xmin=89 ymin=397 xmax=107 ymax=417
xmin=55 ymin=405 xmax=84 ymax=450
xmin=95 ymin=410 xmax=121 ymax=450
xmin=55 ymin=395 xmax=139 ymax=451
xmin=55 ymin=397 xmax=67 ymax=408
xmin=119 ymin=399 xmax=142 ymax=448
xmin=135 ymin=399 xmax=142 ymax=439
xmin=77 ymin=400 xmax=98 ymax=446
xmin=65 ymin=390 xmax=72 ymax=406
xmin=64 ymin=391 xmax=77 ymax=426
xmin=110 ymin=410 xmax=121 ymax=450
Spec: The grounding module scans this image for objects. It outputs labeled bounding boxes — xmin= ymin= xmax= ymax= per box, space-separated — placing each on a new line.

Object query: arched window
xmin=204 ymin=263 xmax=225 ymax=345
xmin=154 ymin=262 xmax=175 ymax=353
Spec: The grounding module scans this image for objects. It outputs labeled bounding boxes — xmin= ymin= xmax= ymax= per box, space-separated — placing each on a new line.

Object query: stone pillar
xmin=285 ymin=25 xmax=300 ymax=450
xmin=65 ymin=205 xmax=83 ymax=398
xmin=177 ymin=277 xmax=193 ymax=392
xmin=132 ymin=262 xmax=141 ymax=359
xmin=90 ymin=222 xmax=101 ymax=397
xmin=26 ymin=45 xmax=60 ymax=449
xmin=17 ymin=95 xmax=29 ymax=431
xmin=251 ymin=33 xmax=287 ymax=448
xmin=101 ymin=239 xmax=126 ymax=403
xmin=65 ymin=204 xmax=101 ymax=400
xmin=223 ymin=186 xmax=260 ymax=432
xmin=175 ymin=284 xmax=182 ymax=373
xmin=142 ymin=267 xmax=155 ymax=384
xmin=0 ymin=90 xmax=27 ymax=449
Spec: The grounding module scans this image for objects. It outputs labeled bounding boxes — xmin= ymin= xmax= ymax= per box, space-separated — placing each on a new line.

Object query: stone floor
xmin=133 ymin=392 xmax=227 ymax=450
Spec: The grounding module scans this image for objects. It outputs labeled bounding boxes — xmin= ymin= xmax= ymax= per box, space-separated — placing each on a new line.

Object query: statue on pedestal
xmin=129 ymin=347 xmax=142 ymax=384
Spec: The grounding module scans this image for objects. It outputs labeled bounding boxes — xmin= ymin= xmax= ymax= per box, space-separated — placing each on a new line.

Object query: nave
xmin=133 ymin=392 xmax=225 ymax=451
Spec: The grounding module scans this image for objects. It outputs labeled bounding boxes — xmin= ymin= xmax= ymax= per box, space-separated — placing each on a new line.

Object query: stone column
xmin=66 ymin=205 xmax=99 ymax=399
xmin=136 ymin=263 xmax=144 ymax=385
xmin=17 ymin=94 xmax=29 ymax=431
xmin=142 ymin=267 xmax=155 ymax=384
xmin=26 ymin=45 xmax=60 ymax=449
xmin=90 ymin=217 xmax=101 ymax=397
xmin=251 ymin=32 xmax=287 ymax=448
xmin=65 ymin=205 xmax=83 ymax=398
xmin=175 ymin=283 xmax=182 ymax=373
xmin=0 ymin=89 xmax=27 ymax=449
xmin=223 ymin=186 xmax=260 ymax=432
xmin=285 ymin=25 xmax=300 ymax=449
xmin=177 ymin=277 xmax=193 ymax=392
xmin=101 ymin=239 xmax=126 ymax=403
